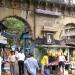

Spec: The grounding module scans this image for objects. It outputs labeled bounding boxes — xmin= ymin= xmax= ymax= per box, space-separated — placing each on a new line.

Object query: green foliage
xmin=3 ymin=17 xmax=25 ymax=45
xmin=3 ymin=17 xmax=25 ymax=39
xmin=38 ymin=46 xmax=47 ymax=54
xmin=38 ymin=46 xmax=48 ymax=60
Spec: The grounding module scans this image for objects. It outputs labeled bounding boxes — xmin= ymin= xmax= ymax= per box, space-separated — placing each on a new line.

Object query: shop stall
xmin=34 ymin=45 xmax=71 ymax=72
xmin=35 ymin=45 xmax=70 ymax=60
xmin=69 ymin=48 xmax=75 ymax=70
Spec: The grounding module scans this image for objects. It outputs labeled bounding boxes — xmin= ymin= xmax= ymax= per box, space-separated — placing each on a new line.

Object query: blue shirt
xmin=24 ymin=57 xmax=39 ymax=75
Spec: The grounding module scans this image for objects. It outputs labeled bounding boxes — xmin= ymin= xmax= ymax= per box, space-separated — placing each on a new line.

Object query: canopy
xmin=36 ymin=45 xmax=71 ymax=48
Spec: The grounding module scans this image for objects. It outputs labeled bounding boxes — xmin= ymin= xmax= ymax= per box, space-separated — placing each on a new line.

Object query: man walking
xmin=24 ymin=53 xmax=39 ymax=75
xmin=16 ymin=50 xmax=25 ymax=75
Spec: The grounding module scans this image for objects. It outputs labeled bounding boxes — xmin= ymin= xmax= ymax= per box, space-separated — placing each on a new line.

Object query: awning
xmin=35 ymin=9 xmax=63 ymax=16
xmin=42 ymin=26 xmax=57 ymax=33
xmin=36 ymin=44 xmax=71 ymax=48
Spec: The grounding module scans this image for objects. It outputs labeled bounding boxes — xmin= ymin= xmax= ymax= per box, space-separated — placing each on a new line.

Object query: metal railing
xmin=65 ymin=39 xmax=75 ymax=45
xmin=0 ymin=0 xmax=75 ymax=9
xmin=61 ymin=38 xmax=75 ymax=45
xmin=46 ymin=0 xmax=65 ymax=4
xmin=36 ymin=0 xmax=75 ymax=5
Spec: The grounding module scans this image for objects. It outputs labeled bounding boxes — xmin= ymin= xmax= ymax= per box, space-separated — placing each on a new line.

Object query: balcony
xmin=33 ymin=0 xmax=71 ymax=4
xmin=34 ymin=0 xmax=75 ymax=7
xmin=61 ymin=38 xmax=75 ymax=46
xmin=65 ymin=39 xmax=75 ymax=45
xmin=63 ymin=32 xmax=75 ymax=37
xmin=45 ymin=0 xmax=65 ymax=4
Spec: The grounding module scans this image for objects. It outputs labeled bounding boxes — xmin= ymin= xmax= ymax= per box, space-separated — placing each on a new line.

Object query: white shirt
xmin=8 ymin=55 xmax=16 ymax=62
xmin=59 ymin=55 xmax=65 ymax=62
xmin=16 ymin=52 xmax=25 ymax=61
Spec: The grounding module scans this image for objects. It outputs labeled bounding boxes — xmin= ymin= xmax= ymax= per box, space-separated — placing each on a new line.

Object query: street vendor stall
xmin=34 ymin=45 xmax=71 ymax=74
xmin=35 ymin=45 xmax=70 ymax=61
xmin=69 ymin=48 xmax=75 ymax=70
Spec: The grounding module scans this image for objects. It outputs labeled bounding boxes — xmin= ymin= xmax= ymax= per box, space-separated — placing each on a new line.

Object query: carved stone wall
xmin=0 ymin=7 xmax=75 ymax=40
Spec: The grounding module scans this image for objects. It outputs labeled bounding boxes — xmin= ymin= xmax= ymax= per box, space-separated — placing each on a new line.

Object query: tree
xmin=3 ymin=17 xmax=25 ymax=45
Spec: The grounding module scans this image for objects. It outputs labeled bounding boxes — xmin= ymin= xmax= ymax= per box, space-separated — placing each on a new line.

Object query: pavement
xmin=3 ymin=62 xmax=73 ymax=75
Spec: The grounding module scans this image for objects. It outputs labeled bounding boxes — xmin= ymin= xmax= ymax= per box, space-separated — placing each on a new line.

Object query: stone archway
xmin=1 ymin=15 xmax=32 ymax=32
xmin=1 ymin=16 xmax=32 ymax=46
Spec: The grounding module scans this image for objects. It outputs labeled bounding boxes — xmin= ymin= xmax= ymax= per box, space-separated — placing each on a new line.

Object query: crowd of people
xmin=40 ymin=51 xmax=66 ymax=75
xmin=0 ymin=48 xmax=67 ymax=75
xmin=0 ymin=49 xmax=39 ymax=75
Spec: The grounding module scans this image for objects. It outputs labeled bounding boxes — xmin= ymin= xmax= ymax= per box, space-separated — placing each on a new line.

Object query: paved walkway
xmin=3 ymin=62 xmax=73 ymax=75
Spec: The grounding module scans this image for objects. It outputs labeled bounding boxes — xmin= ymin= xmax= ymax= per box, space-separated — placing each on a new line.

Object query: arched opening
xmin=1 ymin=16 xmax=31 ymax=32
xmin=1 ymin=16 xmax=32 ymax=45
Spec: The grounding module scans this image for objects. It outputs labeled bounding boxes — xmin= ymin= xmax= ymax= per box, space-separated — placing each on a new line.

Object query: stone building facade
xmin=0 ymin=0 xmax=75 ymax=45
